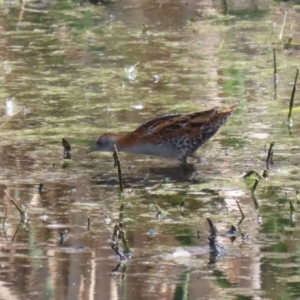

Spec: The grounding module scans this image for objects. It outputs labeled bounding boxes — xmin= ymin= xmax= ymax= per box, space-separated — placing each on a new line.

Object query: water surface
xmin=1 ymin=0 xmax=300 ymax=299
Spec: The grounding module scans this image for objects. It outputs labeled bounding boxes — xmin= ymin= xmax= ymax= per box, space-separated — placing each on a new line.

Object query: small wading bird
xmin=87 ymin=106 xmax=236 ymax=163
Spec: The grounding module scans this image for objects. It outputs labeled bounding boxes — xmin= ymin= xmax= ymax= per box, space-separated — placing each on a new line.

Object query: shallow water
xmin=1 ymin=0 xmax=300 ymax=299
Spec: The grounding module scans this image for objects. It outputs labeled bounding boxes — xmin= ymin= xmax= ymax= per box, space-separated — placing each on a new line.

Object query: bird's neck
xmin=114 ymin=133 xmax=137 ymax=152
xmin=108 ymin=133 xmax=128 ymax=152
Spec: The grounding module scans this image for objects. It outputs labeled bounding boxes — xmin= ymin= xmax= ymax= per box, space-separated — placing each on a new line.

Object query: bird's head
xmin=87 ymin=133 xmax=119 ymax=153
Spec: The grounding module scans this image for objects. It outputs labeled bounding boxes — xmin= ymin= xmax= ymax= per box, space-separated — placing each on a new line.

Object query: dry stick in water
xmin=112 ymin=223 xmax=120 ymax=240
xmin=180 ymin=199 xmax=185 ymax=214
xmin=266 ymin=142 xmax=275 ymax=170
xmin=207 ymin=218 xmax=217 ymax=237
xmin=236 ymin=200 xmax=245 ymax=226
xmin=279 ymin=10 xmax=287 ymax=40
xmin=289 ymin=201 xmax=296 ymax=223
xmin=113 ymin=145 xmax=124 ymax=194
xmin=120 ymin=228 xmax=131 ymax=254
xmin=273 ymin=47 xmax=277 ymax=77
xmin=289 ymin=201 xmax=296 ymax=213
xmin=252 ymin=179 xmax=259 ymax=195
xmin=262 ymin=169 xmax=269 ymax=179
xmin=38 ymin=183 xmax=43 ymax=194
xmin=59 ymin=232 xmax=67 ymax=245
xmin=273 ymin=47 xmax=278 ymax=94
xmin=0 ymin=108 xmax=21 ymax=129
xmin=251 ymin=180 xmax=259 ymax=211
xmin=11 ymin=225 xmax=20 ymax=242
xmin=2 ymin=207 xmax=7 ymax=229
xmin=4 ymin=190 xmax=27 ymax=223
xmin=62 ymin=138 xmax=71 ymax=159
xmin=288 ymin=68 xmax=299 ymax=127
xmin=87 ymin=216 xmax=91 ymax=230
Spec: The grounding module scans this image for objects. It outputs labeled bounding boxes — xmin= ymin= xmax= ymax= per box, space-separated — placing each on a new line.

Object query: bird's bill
xmin=86 ymin=144 xmax=98 ymax=153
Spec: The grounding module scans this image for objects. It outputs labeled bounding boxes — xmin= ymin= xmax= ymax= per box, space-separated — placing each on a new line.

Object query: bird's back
xmin=131 ymin=106 xmax=236 ymax=142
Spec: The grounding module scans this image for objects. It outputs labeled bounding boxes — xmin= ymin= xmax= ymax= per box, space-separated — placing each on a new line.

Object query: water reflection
xmin=5 ymin=98 xmax=16 ymax=116
xmin=1 ymin=0 xmax=300 ymax=299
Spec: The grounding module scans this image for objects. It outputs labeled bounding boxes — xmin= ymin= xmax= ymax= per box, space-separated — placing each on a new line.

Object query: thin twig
xmin=87 ymin=216 xmax=91 ymax=230
xmin=288 ymin=68 xmax=299 ymax=126
xmin=279 ymin=10 xmax=287 ymax=40
xmin=273 ymin=47 xmax=278 ymax=94
xmin=2 ymin=207 xmax=7 ymax=228
xmin=110 ymin=241 xmax=126 ymax=260
xmin=236 ymin=200 xmax=245 ymax=226
xmin=289 ymin=201 xmax=296 ymax=213
xmin=251 ymin=180 xmax=259 ymax=210
xmin=273 ymin=47 xmax=277 ymax=76
xmin=262 ymin=169 xmax=269 ymax=179
xmin=4 ymin=190 xmax=27 ymax=223
xmin=11 ymin=224 xmax=20 ymax=242
xmin=38 ymin=184 xmax=43 ymax=194
xmin=112 ymin=223 xmax=120 ymax=240
xmin=0 ymin=109 xmax=21 ymax=128
xmin=113 ymin=145 xmax=123 ymax=194
xmin=266 ymin=142 xmax=275 ymax=170
xmin=252 ymin=179 xmax=259 ymax=194
xmin=59 ymin=232 xmax=67 ymax=245
xmin=4 ymin=190 xmax=24 ymax=214
xmin=207 ymin=218 xmax=217 ymax=237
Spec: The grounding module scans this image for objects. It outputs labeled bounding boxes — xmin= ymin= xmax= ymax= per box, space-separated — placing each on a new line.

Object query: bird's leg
xmin=179 ymin=155 xmax=187 ymax=164
xmin=179 ymin=156 xmax=192 ymax=172
xmin=189 ymin=153 xmax=201 ymax=163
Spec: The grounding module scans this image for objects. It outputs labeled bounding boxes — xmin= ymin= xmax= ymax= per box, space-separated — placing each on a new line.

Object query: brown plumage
xmin=87 ymin=106 xmax=236 ymax=162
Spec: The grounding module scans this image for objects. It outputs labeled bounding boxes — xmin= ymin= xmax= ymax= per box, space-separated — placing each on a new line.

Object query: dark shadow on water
xmin=90 ymin=164 xmax=198 ymax=186
xmin=148 ymin=164 xmax=196 ymax=179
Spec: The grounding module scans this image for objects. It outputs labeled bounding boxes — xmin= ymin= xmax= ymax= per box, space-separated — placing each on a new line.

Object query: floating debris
xmin=104 ymin=215 xmax=111 ymax=224
xmin=125 ymin=63 xmax=138 ymax=81
xmin=132 ymin=104 xmax=144 ymax=110
xmin=147 ymin=229 xmax=158 ymax=237
xmin=153 ymin=74 xmax=160 ymax=83
xmin=257 ymin=215 xmax=262 ymax=224
xmin=40 ymin=212 xmax=48 ymax=222
xmin=148 ymin=180 xmax=164 ymax=190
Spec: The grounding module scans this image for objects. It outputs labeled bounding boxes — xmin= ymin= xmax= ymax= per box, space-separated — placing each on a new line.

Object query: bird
xmin=87 ymin=106 xmax=236 ymax=163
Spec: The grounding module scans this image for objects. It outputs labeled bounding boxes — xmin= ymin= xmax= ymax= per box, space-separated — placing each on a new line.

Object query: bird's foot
xmin=188 ymin=153 xmax=202 ymax=164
